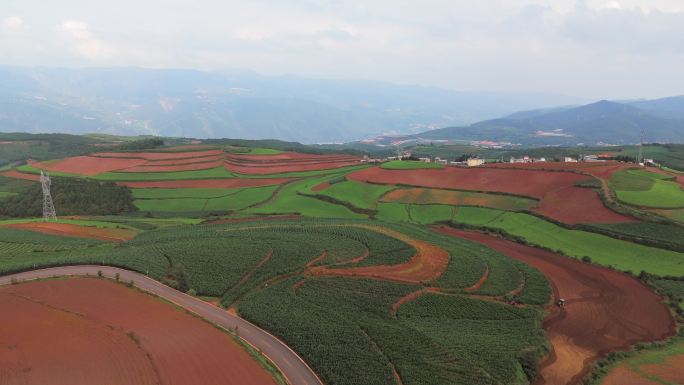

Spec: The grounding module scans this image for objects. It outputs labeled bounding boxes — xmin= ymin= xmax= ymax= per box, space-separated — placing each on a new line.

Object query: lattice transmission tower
xmin=637 ymin=127 xmax=645 ymax=166
xmin=40 ymin=171 xmax=57 ymax=221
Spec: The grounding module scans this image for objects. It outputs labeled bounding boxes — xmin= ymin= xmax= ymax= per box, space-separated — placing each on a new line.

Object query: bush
xmin=581 ymin=256 xmax=592 ymax=263
xmin=186 ymin=288 xmax=197 ymax=296
xmin=97 ymin=270 xmax=103 ymax=278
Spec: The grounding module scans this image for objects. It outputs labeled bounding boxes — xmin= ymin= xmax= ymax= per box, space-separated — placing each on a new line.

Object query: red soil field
xmin=350 ymin=166 xmax=633 ymax=224
xmin=224 ymin=160 xmax=359 ymax=175
xmin=119 ymin=160 xmax=224 ymax=173
xmin=489 ymin=161 xmax=633 ymax=179
xmin=2 ymin=170 xmax=40 ymax=181
xmin=140 ymin=153 xmax=226 ymax=166
xmin=0 ymin=278 xmax=278 ymax=385
xmin=93 ymin=149 xmax=224 ymax=160
xmin=227 ymin=152 xmax=358 ymax=162
xmin=4 ymin=223 xmax=137 ymax=242
xmin=433 ymin=227 xmax=676 ymax=385
xmin=381 ymin=188 xmax=538 ymax=211
xmin=349 ymin=166 xmax=586 ymax=199
xmin=309 ymin=224 xmax=449 ymax=284
xmin=676 ymin=174 xmax=684 ymax=187
xmin=534 ymin=186 xmax=637 ymax=224
xmin=118 ymin=178 xmax=291 ymax=189
xmin=29 ymin=157 xmax=147 ymax=176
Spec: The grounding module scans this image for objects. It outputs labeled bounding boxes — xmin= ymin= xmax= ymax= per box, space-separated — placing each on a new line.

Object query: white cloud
xmin=2 ymin=16 xmax=25 ymax=30
xmin=60 ymin=19 xmax=114 ymax=61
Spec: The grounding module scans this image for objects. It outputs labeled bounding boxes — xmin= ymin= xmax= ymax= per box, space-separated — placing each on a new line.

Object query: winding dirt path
xmin=0 ymin=266 xmax=323 ymax=385
xmin=433 ymin=227 xmax=676 ymax=385
xmin=308 ymin=225 xmax=449 ymax=284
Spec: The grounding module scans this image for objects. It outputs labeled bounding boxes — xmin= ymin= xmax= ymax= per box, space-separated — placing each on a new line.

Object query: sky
xmin=1 ymin=0 xmax=683 ymax=99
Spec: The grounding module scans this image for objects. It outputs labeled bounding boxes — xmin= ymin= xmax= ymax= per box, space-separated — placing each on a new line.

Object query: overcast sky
xmin=1 ymin=0 xmax=683 ymax=99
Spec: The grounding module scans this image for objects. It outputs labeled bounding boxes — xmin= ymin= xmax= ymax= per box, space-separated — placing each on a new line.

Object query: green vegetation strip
xmin=612 ymin=169 xmax=684 ymax=209
xmin=381 ymin=160 xmax=443 ymax=170
xmin=452 ymin=207 xmax=684 ymax=276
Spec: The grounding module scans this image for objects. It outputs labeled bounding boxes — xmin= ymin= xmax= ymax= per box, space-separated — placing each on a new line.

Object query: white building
xmin=564 ymin=157 xmax=578 ymax=163
xmin=467 ymin=158 xmax=485 ymax=167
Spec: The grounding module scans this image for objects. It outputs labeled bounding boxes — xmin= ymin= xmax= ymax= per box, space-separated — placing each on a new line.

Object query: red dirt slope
xmin=4 ymin=223 xmax=137 ymax=242
xmin=433 ymin=227 xmax=675 ymax=385
xmin=0 ymin=278 xmax=278 ymax=385
xmin=29 ymin=157 xmax=147 ymax=176
xmin=2 ymin=170 xmax=40 ymax=181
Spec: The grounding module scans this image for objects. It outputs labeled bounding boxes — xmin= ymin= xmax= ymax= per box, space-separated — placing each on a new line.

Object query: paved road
xmin=0 ymin=265 xmax=323 ymax=385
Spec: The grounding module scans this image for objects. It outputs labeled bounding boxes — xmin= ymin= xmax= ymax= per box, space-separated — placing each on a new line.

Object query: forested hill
xmin=411 ymin=99 xmax=684 ymax=146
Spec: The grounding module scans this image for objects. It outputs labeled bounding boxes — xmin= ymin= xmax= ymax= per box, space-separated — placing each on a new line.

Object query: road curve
xmin=0 ymin=265 xmax=323 ymax=385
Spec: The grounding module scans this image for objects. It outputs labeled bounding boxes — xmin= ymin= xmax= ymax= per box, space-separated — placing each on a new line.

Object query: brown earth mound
xmin=309 ymin=224 xmax=449 ymax=284
xmin=432 ymin=227 xmax=676 ymax=385
xmin=4 ymin=223 xmax=137 ymax=242
xmin=0 ymin=278 xmax=278 ymax=385
xmin=117 ymin=178 xmax=291 ymax=189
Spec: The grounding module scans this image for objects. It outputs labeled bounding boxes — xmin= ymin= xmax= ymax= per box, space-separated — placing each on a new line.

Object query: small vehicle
xmin=556 ymin=298 xmax=566 ymax=307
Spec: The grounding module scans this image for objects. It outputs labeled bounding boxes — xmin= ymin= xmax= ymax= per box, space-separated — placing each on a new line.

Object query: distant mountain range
xmin=372 ymin=97 xmax=684 ymax=147
xmin=0 ymin=66 xmax=582 ymax=143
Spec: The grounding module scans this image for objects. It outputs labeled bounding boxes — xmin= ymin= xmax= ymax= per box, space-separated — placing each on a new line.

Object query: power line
xmin=40 ymin=170 xmax=57 ymax=222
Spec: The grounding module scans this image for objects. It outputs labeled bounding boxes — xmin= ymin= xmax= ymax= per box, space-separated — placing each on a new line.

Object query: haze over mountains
xmin=0 ymin=67 xmax=582 ymax=143
xmin=406 ymin=97 xmax=684 ymax=146
xmin=0 ymin=66 xmax=682 ymax=146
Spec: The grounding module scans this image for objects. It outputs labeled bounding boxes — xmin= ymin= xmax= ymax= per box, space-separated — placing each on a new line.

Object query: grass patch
xmin=381 ymin=160 xmax=443 ymax=170
xmin=96 ymin=167 xmax=234 ymax=181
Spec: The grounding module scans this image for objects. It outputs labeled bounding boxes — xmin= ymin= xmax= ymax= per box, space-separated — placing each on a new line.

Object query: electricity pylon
xmin=40 ymin=171 xmax=57 ymax=221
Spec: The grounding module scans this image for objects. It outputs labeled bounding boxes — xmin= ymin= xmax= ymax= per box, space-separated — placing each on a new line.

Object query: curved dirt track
xmin=0 ymin=266 xmax=323 ymax=385
xmin=309 ymin=224 xmax=449 ymax=283
xmin=433 ymin=227 xmax=676 ymax=385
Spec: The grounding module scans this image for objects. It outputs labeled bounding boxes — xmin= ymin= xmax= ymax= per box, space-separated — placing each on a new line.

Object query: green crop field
xmin=0 ymin=218 xmax=551 ymax=385
xmin=451 ymin=207 xmax=684 ymax=276
xmin=313 ymin=180 xmax=395 ymax=210
xmin=611 ymin=169 xmax=684 ymax=208
xmin=133 ymin=185 xmax=278 ymax=213
xmin=245 ymin=178 xmax=365 ymax=219
xmin=381 ymin=160 xmax=443 ymax=169
xmin=247 ymin=148 xmax=283 ymax=155
xmin=96 ymin=166 xmax=234 ymax=181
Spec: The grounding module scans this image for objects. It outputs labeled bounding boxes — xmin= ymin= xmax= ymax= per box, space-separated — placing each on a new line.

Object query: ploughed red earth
xmin=0 ymin=278 xmax=278 ymax=385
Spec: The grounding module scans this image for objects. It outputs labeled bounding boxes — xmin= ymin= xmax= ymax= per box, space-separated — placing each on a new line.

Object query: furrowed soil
xmin=0 ymin=278 xmax=278 ymax=385
xmin=29 ymin=156 xmax=147 ymax=176
xmin=4 ymin=222 xmax=137 ymax=242
xmin=433 ymin=227 xmax=676 ymax=385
